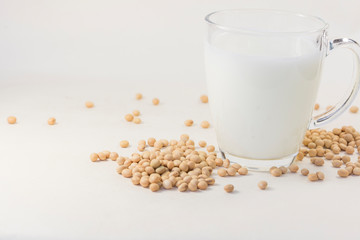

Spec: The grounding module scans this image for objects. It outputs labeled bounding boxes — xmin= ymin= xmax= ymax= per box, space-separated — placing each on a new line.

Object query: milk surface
xmin=205 ymin=34 xmax=324 ymax=159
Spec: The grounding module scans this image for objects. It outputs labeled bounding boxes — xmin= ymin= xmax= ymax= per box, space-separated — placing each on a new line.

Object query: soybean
xmin=258 ymin=181 xmax=268 ymax=190
xmin=224 ymin=184 xmax=234 ymax=193
xmin=120 ymin=140 xmax=129 ymax=148
xmin=7 ymin=116 xmax=16 ymax=124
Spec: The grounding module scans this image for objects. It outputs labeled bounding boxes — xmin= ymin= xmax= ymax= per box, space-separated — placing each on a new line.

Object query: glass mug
xmin=204 ymin=9 xmax=360 ymax=170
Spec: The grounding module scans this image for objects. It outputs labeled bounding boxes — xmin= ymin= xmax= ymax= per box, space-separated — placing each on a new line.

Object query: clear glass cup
xmin=204 ymin=9 xmax=360 ymax=171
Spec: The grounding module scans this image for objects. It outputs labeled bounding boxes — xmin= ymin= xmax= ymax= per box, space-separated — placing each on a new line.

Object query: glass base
xmin=220 ymin=149 xmax=297 ymax=172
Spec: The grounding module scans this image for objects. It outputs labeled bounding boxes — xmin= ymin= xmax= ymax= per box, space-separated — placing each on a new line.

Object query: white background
xmin=1 ymin=0 xmax=360 ymax=239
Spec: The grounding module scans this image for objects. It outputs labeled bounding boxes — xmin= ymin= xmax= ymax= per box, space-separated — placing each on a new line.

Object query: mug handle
xmin=310 ymin=37 xmax=360 ymax=128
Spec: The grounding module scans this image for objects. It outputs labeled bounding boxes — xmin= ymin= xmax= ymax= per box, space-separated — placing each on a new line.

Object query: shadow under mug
xmin=204 ymin=9 xmax=360 ymax=171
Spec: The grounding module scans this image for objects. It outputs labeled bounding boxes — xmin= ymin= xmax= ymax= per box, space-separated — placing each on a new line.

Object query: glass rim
xmin=205 ymin=9 xmax=329 ymax=35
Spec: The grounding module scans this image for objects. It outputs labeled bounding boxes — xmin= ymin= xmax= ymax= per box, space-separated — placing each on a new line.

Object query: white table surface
xmin=1 ymin=0 xmax=360 ymax=239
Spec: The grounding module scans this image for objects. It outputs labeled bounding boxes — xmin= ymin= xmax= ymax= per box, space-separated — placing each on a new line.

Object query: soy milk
xmin=205 ymin=34 xmax=324 ymax=159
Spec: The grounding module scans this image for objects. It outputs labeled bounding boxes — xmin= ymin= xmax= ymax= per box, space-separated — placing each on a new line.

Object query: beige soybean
xmin=7 ymin=116 xmax=16 ymax=124
xmin=303 ymin=138 xmax=312 ymax=146
xmin=345 ymin=166 xmax=354 ymax=174
xmin=316 ymin=148 xmax=325 ymax=157
xmin=215 ymin=158 xmax=223 ymax=167
xmin=350 ymin=106 xmax=359 ymax=113
xmin=120 ymin=140 xmax=129 ymax=148
xmin=332 ymin=160 xmax=342 ymax=168
xmin=163 ymin=179 xmax=173 ymax=189
xmin=149 ymin=183 xmax=160 ymax=192
xmin=200 ymin=95 xmax=208 ymax=103
xmin=116 ymin=156 xmax=126 ymax=165
xmin=207 ymin=145 xmax=215 ymax=152
xmin=148 ymin=137 xmax=156 ymax=147
xmin=308 ymin=142 xmax=316 ymax=149
xmin=314 ymin=103 xmax=320 ymax=110
xmin=227 ymin=167 xmax=237 ymax=176
xmin=125 ymin=114 xmax=134 ymax=122
xmin=110 ymin=152 xmax=119 ymax=161
xmin=308 ymin=173 xmax=318 ymax=181
xmin=135 ymin=93 xmax=143 ymax=100
xmin=201 ymin=121 xmax=210 ymax=129
xmin=315 ymin=158 xmax=325 ymax=166
xmin=133 ymin=110 xmax=140 ymax=116
xmin=217 ymin=168 xmax=227 ymax=177
xmin=152 ymin=98 xmax=160 ymax=105
xmin=342 ymin=155 xmax=351 ymax=163
xmin=188 ymin=181 xmax=198 ymax=191
xmin=224 ymin=184 xmax=234 ymax=193
xmin=238 ymin=167 xmax=248 ymax=175
xmin=90 ymin=153 xmax=99 ymax=162
xmin=140 ymin=176 xmax=150 ymax=187
xmin=346 ymin=146 xmax=354 ymax=154
xmin=85 ymin=101 xmax=94 ymax=108
xmin=333 ymin=128 xmax=342 ymax=135
xmin=122 ymin=169 xmax=132 ymax=178
xmin=308 ymin=149 xmax=317 ymax=157
xmin=150 ymin=159 xmax=161 ymax=169
xmin=48 ymin=117 xmax=56 ymax=125
xmin=198 ymin=181 xmax=208 ymax=190
xmin=353 ymin=167 xmax=360 ymax=176
xmin=270 ymin=168 xmax=282 ymax=177
xmin=180 ymin=134 xmax=189 ymax=141
xmin=344 ymin=133 xmax=354 ymax=142
xmin=258 ymin=181 xmax=268 ymax=190
xmin=316 ymin=171 xmax=325 ymax=180
xmin=132 ymin=176 xmax=141 ymax=185
xmin=198 ymin=141 xmax=207 ymax=148
xmin=296 ymin=152 xmax=304 ymax=161
xmin=338 ymin=169 xmax=349 ymax=178
xmin=223 ymin=159 xmax=230 ymax=168
xmin=133 ymin=118 xmax=141 ymax=124
xmin=149 ymin=173 xmax=161 ymax=183
xmin=325 ymin=152 xmax=334 ymax=160
xmin=279 ymin=166 xmax=288 ymax=174
xmin=178 ymin=183 xmax=188 ymax=192
xmin=156 ymin=166 xmax=167 ymax=174
xmin=184 ymin=119 xmax=194 ymax=127
xmin=98 ymin=152 xmax=107 ymax=161
xmin=315 ymin=139 xmax=324 ymax=147
xmin=289 ymin=164 xmax=299 ymax=173
xmin=301 ymin=168 xmax=309 ymax=176
xmin=205 ymin=177 xmax=215 ymax=185
xmin=179 ymin=162 xmax=189 ymax=172
xmin=190 ymin=155 xmax=201 ymax=163
xmin=332 ymin=146 xmax=341 ymax=154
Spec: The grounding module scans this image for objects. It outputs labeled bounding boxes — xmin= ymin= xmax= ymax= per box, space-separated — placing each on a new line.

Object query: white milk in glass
xmin=205 ymin=33 xmax=324 ymax=159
